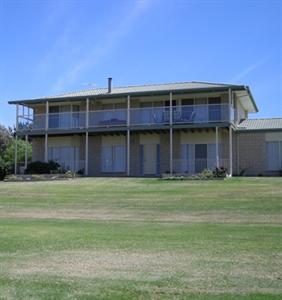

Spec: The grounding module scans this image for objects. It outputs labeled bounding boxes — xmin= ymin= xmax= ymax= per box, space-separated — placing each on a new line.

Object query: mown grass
xmin=0 ymin=177 xmax=281 ymax=299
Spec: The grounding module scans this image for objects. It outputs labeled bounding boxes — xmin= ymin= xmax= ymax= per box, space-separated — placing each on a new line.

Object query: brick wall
xmin=88 ymin=135 xmax=101 ymax=176
xmin=237 ymin=132 xmax=266 ymax=176
xmin=31 ymin=137 xmax=45 ymax=161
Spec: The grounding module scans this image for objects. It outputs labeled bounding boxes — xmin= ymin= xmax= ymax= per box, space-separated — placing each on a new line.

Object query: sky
xmin=0 ymin=0 xmax=281 ymax=127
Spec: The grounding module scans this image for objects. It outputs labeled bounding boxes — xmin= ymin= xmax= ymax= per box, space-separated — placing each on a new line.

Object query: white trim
xmin=25 ymin=134 xmax=28 ymax=169
xmin=215 ymin=127 xmax=219 ymax=168
xmin=229 ymin=126 xmax=233 ymax=176
xmin=85 ymin=132 xmax=89 ymax=176
xmin=44 ymin=133 xmax=48 ymax=162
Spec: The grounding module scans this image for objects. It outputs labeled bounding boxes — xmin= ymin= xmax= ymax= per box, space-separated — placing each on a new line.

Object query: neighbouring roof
xmin=237 ymin=118 xmax=282 ymax=131
xmin=7 ymin=81 xmax=258 ymax=112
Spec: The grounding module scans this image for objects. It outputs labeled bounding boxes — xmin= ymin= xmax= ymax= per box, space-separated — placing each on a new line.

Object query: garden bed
xmin=4 ymin=173 xmax=82 ymax=182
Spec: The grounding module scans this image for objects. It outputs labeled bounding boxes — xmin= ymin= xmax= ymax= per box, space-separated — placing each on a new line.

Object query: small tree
xmin=4 ymin=139 xmax=32 ymax=172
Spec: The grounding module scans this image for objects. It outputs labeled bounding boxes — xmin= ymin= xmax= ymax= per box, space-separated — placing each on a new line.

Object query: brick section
xmin=130 ymin=133 xmax=140 ymax=176
xmin=237 ymin=132 xmax=266 ymax=176
xmin=160 ymin=132 xmax=170 ymax=174
xmin=31 ymin=137 xmax=45 ymax=162
xmin=88 ymin=135 xmax=101 ymax=176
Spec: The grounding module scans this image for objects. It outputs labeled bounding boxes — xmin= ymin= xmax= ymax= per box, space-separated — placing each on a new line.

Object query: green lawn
xmin=0 ymin=177 xmax=281 ymax=300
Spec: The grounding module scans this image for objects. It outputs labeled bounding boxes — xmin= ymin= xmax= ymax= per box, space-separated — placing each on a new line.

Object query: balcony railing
xmin=17 ymin=104 xmax=233 ymax=132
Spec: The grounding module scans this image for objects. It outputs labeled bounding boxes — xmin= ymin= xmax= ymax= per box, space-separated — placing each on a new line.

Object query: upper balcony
xmin=17 ymin=103 xmax=233 ymax=133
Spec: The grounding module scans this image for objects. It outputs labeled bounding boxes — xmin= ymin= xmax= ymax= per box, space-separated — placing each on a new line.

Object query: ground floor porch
xmin=26 ymin=128 xmax=233 ymax=177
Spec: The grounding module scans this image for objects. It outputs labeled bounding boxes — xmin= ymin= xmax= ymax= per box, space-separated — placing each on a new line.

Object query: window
xmin=101 ymin=145 xmax=126 ymax=172
xmin=48 ymin=146 xmax=80 ymax=171
xmin=266 ymin=142 xmax=282 ymax=171
xmin=181 ymin=143 xmax=219 ymax=174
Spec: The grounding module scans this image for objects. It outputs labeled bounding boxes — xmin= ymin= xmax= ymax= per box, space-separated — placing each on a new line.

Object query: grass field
xmin=0 ymin=177 xmax=281 ymax=299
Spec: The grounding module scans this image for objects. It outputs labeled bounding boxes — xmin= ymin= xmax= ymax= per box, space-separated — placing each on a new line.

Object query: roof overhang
xmin=234 ymin=86 xmax=258 ymax=113
xmin=8 ymin=84 xmax=258 ymax=113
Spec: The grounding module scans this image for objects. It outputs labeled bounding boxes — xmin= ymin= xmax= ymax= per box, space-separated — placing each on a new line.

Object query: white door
xmin=143 ymin=144 xmax=157 ymax=175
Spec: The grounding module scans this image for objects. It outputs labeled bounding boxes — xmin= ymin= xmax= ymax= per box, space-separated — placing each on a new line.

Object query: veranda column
xmin=127 ymin=95 xmax=130 ymax=176
xmin=169 ymin=92 xmax=173 ymax=175
xmin=215 ymin=126 xmax=219 ymax=168
xmin=24 ymin=134 xmax=28 ymax=169
xmin=44 ymin=101 xmax=49 ymax=162
xmin=85 ymin=98 xmax=89 ymax=176
xmin=228 ymin=88 xmax=232 ymax=121
xmin=14 ymin=104 xmax=19 ymax=174
xmin=228 ymin=88 xmax=233 ymax=177
xmin=229 ymin=126 xmax=233 ymax=177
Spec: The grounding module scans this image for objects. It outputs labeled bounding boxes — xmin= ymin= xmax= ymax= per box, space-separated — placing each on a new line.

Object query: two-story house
xmin=9 ymin=80 xmax=282 ymax=176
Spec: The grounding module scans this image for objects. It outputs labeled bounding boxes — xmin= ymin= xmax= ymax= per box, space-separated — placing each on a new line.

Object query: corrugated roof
xmin=237 ymin=118 xmax=282 ymax=131
xmin=44 ymin=81 xmax=235 ymax=99
xmin=8 ymin=81 xmax=246 ymax=103
xmin=8 ymin=80 xmax=258 ymax=113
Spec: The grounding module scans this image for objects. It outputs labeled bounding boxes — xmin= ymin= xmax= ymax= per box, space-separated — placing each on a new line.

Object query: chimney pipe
xmin=108 ymin=77 xmax=112 ymax=93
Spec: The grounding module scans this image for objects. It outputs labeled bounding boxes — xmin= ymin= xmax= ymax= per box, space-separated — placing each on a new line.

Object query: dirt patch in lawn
xmin=0 ymin=208 xmax=281 ymax=225
xmin=5 ymin=250 xmax=282 ymax=294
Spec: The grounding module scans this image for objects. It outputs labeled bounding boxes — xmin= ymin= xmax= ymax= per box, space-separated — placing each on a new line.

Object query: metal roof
xmin=43 ymin=81 xmax=237 ymax=99
xmin=7 ymin=80 xmax=258 ymax=113
xmin=237 ymin=118 xmax=282 ymax=131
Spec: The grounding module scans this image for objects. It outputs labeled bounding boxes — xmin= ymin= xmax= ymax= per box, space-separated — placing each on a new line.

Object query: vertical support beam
xmin=14 ymin=104 xmax=19 ymax=175
xmin=127 ymin=95 xmax=130 ymax=176
xmin=215 ymin=126 xmax=219 ymax=168
xmin=236 ymin=133 xmax=240 ymax=175
xmin=25 ymin=134 xmax=28 ymax=169
xmin=45 ymin=101 xmax=49 ymax=130
xmin=85 ymin=98 xmax=89 ymax=176
xmin=14 ymin=135 xmax=18 ymax=175
xmin=169 ymin=92 xmax=173 ymax=175
xmin=86 ymin=98 xmax=89 ymax=128
xmin=85 ymin=132 xmax=89 ymax=176
xmin=44 ymin=133 xmax=48 ymax=162
xmin=44 ymin=100 xmax=49 ymax=163
xmin=228 ymin=88 xmax=232 ymax=122
xmin=229 ymin=126 xmax=233 ymax=177
xmin=127 ymin=130 xmax=130 ymax=176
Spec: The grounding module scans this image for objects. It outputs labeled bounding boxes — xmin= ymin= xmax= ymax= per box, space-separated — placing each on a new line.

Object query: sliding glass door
xmin=181 ymin=143 xmax=218 ymax=174
xmin=101 ymin=145 xmax=126 ymax=173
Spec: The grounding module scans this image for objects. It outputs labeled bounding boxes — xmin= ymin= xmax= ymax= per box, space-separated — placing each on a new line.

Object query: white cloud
xmin=230 ymin=56 xmax=270 ymax=83
xmin=51 ymin=0 xmax=154 ymax=92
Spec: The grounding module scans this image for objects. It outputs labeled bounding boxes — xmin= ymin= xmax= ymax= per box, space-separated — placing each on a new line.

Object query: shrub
xmin=25 ymin=160 xmax=60 ymax=174
xmin=213 ymin=167 xmax=228 ymax=178
xmin=0 ymin=157 xmax=8 ymax=180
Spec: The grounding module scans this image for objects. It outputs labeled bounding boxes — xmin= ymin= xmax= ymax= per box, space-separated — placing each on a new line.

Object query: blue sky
xmin=0 ymin=0 xmax=281 ymax=127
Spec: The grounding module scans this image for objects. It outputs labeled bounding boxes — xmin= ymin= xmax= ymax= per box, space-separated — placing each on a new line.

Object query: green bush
xmin=0 ymin=157 xmax=8 ymax=180
xmin=25 ymin=161 xmax=60 ymax=174
xmin=213 ymin=167 xmax=228 ymax=178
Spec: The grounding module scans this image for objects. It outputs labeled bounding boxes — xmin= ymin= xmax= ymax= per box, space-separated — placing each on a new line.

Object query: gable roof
xmin=7 ymin=81 xmax=258 ymax=112
xmin=237 ymin=118 xmax=282 ymax=131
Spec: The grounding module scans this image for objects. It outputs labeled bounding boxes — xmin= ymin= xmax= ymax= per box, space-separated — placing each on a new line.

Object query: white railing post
xmin=85 ymin=98 xmax=89 ymax=176
xmin=14 ymin=104 xmax=19 ymax=174
xmin=86 ymin=98 xmax=89 ymax=128
xmin=215 ymin=126 xmax=219 ymax=168
xmin=228 ymin=88 xmax=232 ymax=122
xmin=44 ymin=101 xmax=49 ymax=162
xmin=127 ymin=95 xmax=130 ymax=176
xmin=25 ymin=134 xmax=28 ymax=169
xmin=85 ymin=132 xmax=89 ymax=176
xmin=229 ymin=126 xmax=233 ymax=177
xmin=169 ymin=92 xmax=173 ymax=175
